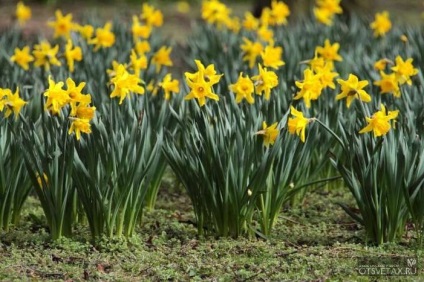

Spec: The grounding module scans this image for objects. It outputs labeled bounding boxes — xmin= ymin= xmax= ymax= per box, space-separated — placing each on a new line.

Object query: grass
xmin=1 ymin=176 xmax=422 ymax=281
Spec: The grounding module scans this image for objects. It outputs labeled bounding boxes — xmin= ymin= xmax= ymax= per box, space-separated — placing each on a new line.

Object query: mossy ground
xmin=1 ymin=175 xmax=422 ymax=281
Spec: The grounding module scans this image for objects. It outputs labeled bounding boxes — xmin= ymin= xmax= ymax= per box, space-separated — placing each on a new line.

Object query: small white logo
xmin=407 ymin=258 xmax=417 ymax=268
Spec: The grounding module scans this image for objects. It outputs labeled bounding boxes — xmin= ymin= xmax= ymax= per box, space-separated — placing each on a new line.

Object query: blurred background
xmin=0 ymin=0 xmax=423 ymax=42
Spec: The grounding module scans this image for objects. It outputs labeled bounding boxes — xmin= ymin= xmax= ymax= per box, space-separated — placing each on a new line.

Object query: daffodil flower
xmin=229 ymin=72 xmax=255 ymax=104
xmin=15 ymin=1 xmax=31 ymax=26
xmin=256 ymin=121 xmax=279 ymax=147
xmin=316 ymin=39 xmax=343 ymax=62
xmin=359 ymin=104 xmax=399 ymax=137
xmin=10 ymin=46 xmax=34 ymax=71
xmin=374 ymin=71 xmax=400 ymax=97
xmin=370 ymin=11 xmax=392 ymax=37
xmin=251 ymin=64 xmax=278 ymax=100
xmin=336 ymin=74 xmax=371 ymax=108
xmin=391 ymin=55 xmax=419 ymax=85
xmin=293 ymin=68 xmax=323 ymax=108
xmin=184 ymin=69 xmax=219 ymax=107
xmin=152 ymin=46 xmax=173 ymax=73
xmin=159 ymin=74 xmax=180 ymax=100
xmin=47 ymin=10 xmax=75 ymax=39
xmin=288 ymin=106 xmax=309 ymax=142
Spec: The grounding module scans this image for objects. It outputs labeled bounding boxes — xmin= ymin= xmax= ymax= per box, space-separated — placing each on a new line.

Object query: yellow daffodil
xmin=288 ymin=106 xmax=309 ymax=143
xmin=152 ymin=46 xmax=173 ymax=73
xmin=132 ymin=16 xmax=152 ymax=41
xmin=374 ymin=71 xmax=400 ymax=97
xmin=225 ymin=16 xmax=241 ymax=33
xmin=256 ymin=121 xmax=279 ymax=147
xmin=293 ymin=68 xmax=323 ymax=108
xmin=336 ymin=74 xmax=371 ymax=108
xmin=241 ymin=38 xmax=263 ymax=69
xmin=10 ymin=46 xmax=34 ymax=70
xmin=159 ymin=74 xmax=180 ymax=100
xmin=6 ymin=90 xmax=27 ymax=119
xmin=44 ymin=76 xmax=70 ymax=115
xmin=141 ymin=3 xmax=164 ymax=27
xmin=65 ymin=39 xmax=82 ymax=73
xmin=1 ymin=87 xmax=27 ymax=119
xmin=314 ymin=7 xmax=333 ymax=25
xmin=316 ymin=39 xmax=343 ymax=62
xmin=261 ymin=43 xmax=285 ymax=70
xmin=89 ymin=22 xmax=115 ymax=51
xmin=107 ymin=60 xmax=125 ymax=78
xmin=68 ymin=118 xmax=92 ymax=140
xmin=242 ymin=12 xmax=259 ymax=31
xmin=15 ymin=1 xmax=31 ymax=26
xmin=257 ymin=25 xmax=274 ymax=43
xmin=75 ymin=104 xmax=96 ymax=121
xmin=185 ymin=60 xmax=222 ymax=86
xmin=265 ymin=0 xmax=290 ymax=26
xmin=314 ymin=0 xmax=342 ymax=25
xmin=260 ymin=8 xmax=272 ymax=26
xmin=32 ymin=41 xmax=61 ymax=70
xmin=147 ymin=80 xmax=160 ymax=96
xmin=47 ymin=10 xmax=75 ymax=39
xmin=129 ymin=49 xmax=148 ymax=77
xmin=374 ymin=58 xmax=391 ymax=71
xmin=0 ymin=90 xmax=6 ymax=112
xmin=201 ymin=0 xmax=231 ymax=28
xmin=316 ymin=0 xmax=342 ymax=14
xmin=75 ymin=24 xmax=94 ymax=41
xmin=316 ymin=63 xmax=338 ymax=89
xmin=184 ymin=69 xmax=219 ymax=107
xmin=391 ymin=55 xmax=419 ymax=85
xmin=370 ymin=11 xmax=392 ymax=37
xmin=134 ymin=40 xmax=151 ymax=55
xmin=308 ymin=52 xmax=328 ymax=72
xmin=66 ymin=78 xmax=91 ymax=116
xmin=251 ymin=64 xmax=278 ymax=100
xmin=229 ymin=72 xmax=255 ymax=104
xmin=272 ymin=0 xmax=290 ymax=25
xmin=359 ymin=104 xmax=399 ymax=137
xmin=110 ymin=64 xmax=145 ymax=104
xmin=67 ymin=79 xmax=96 ymax=126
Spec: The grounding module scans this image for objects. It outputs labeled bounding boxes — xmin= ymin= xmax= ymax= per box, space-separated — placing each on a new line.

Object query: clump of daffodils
xmin=43 ymin=76 xmax=96 ymax=140
xmin=10 ymin=39 xmax=82 ymax=73
xmin=294 ymin=39 xmax=341 ymax=108
xmin=373 ymin=55 xmax=419 ymax=98
xmin=108 ymin=64 xmax=145 ymax=104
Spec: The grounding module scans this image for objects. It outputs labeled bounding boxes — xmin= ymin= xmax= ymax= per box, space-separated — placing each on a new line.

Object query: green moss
xmin=0 ymin=184 xmax=422 ymax=281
